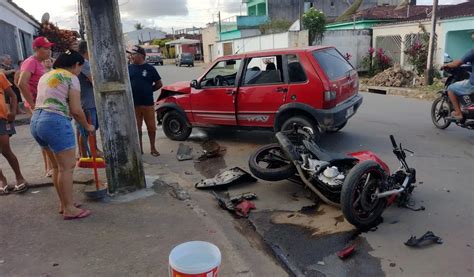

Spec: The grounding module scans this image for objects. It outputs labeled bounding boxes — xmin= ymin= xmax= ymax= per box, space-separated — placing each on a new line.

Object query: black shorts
xmin=0 ymin=119 xmax=16 ymax=136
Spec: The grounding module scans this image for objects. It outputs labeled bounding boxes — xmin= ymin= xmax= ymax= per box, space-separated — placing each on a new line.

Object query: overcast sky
xmin=13 ymin=0 xmax=468 ymax=33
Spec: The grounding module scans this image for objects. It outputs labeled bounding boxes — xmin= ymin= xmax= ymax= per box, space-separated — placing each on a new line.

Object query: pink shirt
xmin=20 ymin=56 xmax=46 ymax=108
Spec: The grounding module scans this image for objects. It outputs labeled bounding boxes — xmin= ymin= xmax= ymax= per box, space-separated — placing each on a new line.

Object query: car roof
xmin=217 ymin=46 xmax=333 ymax=60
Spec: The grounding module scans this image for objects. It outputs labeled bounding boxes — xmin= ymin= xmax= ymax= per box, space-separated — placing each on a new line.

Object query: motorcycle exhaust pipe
xmin=376 ymin=176 xmax=410 ymax=198
xmin=294 ymin=164 xmax=341 ymax=207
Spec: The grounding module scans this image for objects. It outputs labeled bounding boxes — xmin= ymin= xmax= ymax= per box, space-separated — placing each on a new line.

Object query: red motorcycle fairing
xmin=348 ymin=151 xmax=391 ymax=175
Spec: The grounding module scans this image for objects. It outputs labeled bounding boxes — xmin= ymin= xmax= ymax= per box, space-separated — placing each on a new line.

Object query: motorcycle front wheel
xmin=341 ymin=161 xmax=387 ymax=230
xmin=431 ymin=96 xmax=452 ymax=129
xmin=248 ymin=143 xmax=296 ymax=181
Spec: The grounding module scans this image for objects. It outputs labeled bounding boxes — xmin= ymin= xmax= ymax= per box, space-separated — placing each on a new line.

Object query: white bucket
xmin=169 ymin=241 xmax=221 ymax=277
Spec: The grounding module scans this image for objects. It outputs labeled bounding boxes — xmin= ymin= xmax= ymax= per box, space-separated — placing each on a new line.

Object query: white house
xmin=0 ymin=0 xmax=40 ymax=63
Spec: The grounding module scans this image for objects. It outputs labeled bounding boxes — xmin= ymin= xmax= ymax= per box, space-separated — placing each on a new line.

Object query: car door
xmin=236 ymin=54 xmax=288 ymax=127
xmin=190 ymin=58 xmax=242 ymax=126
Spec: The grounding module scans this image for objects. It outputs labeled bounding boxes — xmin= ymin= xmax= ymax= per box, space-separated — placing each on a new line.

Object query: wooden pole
xmin=81 ymin=0 xmax=146 ymax=193
xmin=425 ymin=0 xmax=438 ymax=86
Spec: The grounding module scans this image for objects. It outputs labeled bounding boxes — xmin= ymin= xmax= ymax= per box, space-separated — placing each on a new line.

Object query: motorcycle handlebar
xmin=390 ymin=135 xmax=397 ymax=149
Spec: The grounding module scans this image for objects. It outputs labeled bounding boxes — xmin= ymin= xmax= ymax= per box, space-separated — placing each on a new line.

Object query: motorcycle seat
xmin=303 ymin=140 xmax=357 ymax=162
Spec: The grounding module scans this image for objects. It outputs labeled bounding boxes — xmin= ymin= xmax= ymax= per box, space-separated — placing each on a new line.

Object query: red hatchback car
xmin=156 ymin=46 xmax=363 ymax=140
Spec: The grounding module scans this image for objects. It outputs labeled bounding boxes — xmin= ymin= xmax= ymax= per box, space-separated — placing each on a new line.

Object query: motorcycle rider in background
xmin=441 ymin=32 xmax=474 ymax=120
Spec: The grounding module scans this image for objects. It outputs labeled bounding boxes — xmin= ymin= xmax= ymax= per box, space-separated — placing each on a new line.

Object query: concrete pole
xmin=81 ymin=0 xmax=146 ymax=193
xmin=425 ymin=0 xmax=438 ymax=85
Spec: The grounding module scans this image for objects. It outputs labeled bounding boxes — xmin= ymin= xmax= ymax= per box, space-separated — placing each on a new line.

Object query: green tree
xmin=302 ymin=7 xmax=326 ymax=45
xmin=134 ymin=23 xmax=144 ymax=30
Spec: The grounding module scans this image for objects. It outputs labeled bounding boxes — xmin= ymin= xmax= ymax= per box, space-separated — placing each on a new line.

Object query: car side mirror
xmin=190 ymin=79 xmax=201 ymax=89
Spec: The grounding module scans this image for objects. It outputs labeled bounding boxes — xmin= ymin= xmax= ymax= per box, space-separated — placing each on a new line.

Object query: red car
xmin=156 ymin=46 xmax=363 ymax=141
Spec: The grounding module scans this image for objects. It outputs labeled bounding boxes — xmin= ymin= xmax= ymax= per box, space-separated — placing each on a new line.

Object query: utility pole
xmin=77 ymin=0 xmax=85 ymax=39
xmin=218 ymin=11 xmax=222 ymax=41
xmin=81 ymin=0 xmax=146 ymax=194
xmin=425 ymin=0 xmax=438 ymax=86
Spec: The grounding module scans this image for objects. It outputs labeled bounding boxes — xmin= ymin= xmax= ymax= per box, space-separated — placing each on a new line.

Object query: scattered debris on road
xmin=212 ymin=191 xmax=257 ymax=218
xmin=235 ymin=200 xmax=256 ymax=217
xmin=195 ymin=167 xmax=257 ymax=189
xmin=196 ymin=140 xmax=227 ymax=162
xmin=176 ymin=143 xmax=193 ymax=161
xmin=168 ymin=183 xmax=191 ymax=201
xmin=405 ymin=231 xmax=443 ymax=247
xmin=337 ymin=244 xmax=356 ymax=260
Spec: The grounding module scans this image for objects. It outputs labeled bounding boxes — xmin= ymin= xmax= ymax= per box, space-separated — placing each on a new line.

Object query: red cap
xmin=32 ymin=36 xmax=54 ymax=49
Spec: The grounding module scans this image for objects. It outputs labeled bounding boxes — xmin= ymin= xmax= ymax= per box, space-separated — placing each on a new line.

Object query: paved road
xmin=152 ymin=64 xmax=474 ymax=276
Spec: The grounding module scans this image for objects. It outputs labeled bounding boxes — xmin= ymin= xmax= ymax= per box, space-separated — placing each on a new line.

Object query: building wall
xmin=0 ymin=0 xmax=39 ymax=62
xmin=439 ymin=17 xmax=474 ymax=60
xmin=322 ymin=29 xmax=372 ymax=70
xmin=373 ymin=17 xmax=474 ymax=70
xmin=202 ymin=23 xmax=219 ymax=63
xmin=265 ymin=0 xmax=385 ymax=23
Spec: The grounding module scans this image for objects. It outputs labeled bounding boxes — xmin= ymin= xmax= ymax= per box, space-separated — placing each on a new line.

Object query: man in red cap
xmin=18 ymin=36 xmax=54 ymax=177
xmin=18 ymin=36 xmax=53 ymax=111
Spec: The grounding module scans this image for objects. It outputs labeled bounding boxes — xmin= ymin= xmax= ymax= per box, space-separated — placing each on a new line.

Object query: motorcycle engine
xmin=318 ymin=166 xmax=345 ymax=187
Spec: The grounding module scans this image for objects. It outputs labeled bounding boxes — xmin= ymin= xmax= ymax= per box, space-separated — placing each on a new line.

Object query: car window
xmin=287 ymin=54 xmax=307 ymax=83
xmin=201 ymin=59 xmax=241 ymax=87
xmin=243 ymin=55 xmax=283 ymax=85
xmin=182 ymin=53 xmax=193 ymax=58
xmin=312 ymin=48 xmax=353 ymax=81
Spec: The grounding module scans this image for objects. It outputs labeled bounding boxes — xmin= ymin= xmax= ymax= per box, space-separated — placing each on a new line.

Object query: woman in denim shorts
xmin=30 ymin=50 xmax=95 ymax=220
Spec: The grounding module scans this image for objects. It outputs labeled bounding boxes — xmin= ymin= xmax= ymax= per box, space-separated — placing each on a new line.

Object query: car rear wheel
xmin=280 ymin=115 xmax=321 ymax=143
xmin=162 ymin=111 xmax=192 ymax=141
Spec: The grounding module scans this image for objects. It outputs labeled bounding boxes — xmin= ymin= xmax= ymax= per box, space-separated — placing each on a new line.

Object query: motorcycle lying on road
xmin=249 ymin=126 xmax=418 ymax=229
xmin=431 ymin=64 xmax=473 ymax=130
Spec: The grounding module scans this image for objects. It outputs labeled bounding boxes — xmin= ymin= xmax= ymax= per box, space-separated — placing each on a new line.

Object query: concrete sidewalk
xmin=0 ymin=124 xmax=286 ymax=276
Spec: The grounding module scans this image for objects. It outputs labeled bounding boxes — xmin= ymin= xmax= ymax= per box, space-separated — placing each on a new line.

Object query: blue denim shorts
xmin=30 ymin=110 xmax=76 ymax=153
xmin=76 ymin=108 xmax=99 ymax=137
xmin=448 ymin=80 xmax=474 ymax=96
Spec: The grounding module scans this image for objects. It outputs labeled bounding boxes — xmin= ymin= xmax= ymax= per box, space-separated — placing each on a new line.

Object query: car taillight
xmin=323 ymin=91 xmax=337 ymax=109
xmin=324 ymin=91 xmax=337 ymax=101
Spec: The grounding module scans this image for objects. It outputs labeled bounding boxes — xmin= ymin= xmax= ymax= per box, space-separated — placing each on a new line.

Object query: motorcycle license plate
xmin=346 ymin=106 xmax=354 ymax=118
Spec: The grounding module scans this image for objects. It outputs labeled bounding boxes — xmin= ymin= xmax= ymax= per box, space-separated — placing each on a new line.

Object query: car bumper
xmin=314 ymin=94 xmax=363 ymax=130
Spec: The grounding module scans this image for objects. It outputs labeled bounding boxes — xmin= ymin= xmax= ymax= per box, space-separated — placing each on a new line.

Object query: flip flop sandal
xmin=151 ymin=151 xmax=160 ymax=157
xmin=63 ymin=209 xmax=92 ymax=220
xmin=0 ymin=186 xmax=10 ymax=195
xmin=11 ymin=183 xmax=28 ymax=194
xmin=59 ymin=203 xmax=83 ymax=214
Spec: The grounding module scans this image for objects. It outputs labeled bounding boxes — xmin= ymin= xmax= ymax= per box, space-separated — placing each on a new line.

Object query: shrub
xmin=361 ymin=48 xmax=393 ymax=76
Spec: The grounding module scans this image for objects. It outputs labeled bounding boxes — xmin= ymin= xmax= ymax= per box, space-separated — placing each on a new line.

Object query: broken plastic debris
xmin=337 ymin=244 xmax=356 ymax=259
xmin=404 ymin=231 xmax=443 ymax=247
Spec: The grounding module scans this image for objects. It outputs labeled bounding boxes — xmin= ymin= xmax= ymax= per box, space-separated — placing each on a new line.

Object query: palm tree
xmin=134 ymin=23 xmax=144 ymax=30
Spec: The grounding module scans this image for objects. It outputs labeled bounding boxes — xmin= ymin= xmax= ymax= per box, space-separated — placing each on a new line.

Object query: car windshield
xmin=182 ymin=53 xmax=193 ymax=58
xmin=312 ymin=48 xmax=353 ymax=81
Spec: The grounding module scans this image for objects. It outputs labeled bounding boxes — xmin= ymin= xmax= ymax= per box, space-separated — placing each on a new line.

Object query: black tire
xmin=280 ymin=115 xmax=320 ymax=144
xmin=249 ymin=143 xmax=296 ymax=181
xmin=327 ymin=121 xmax=347 ymax=133
xmin=341 ymin=160 xmax=387 ymax=230
xmin=162 ymin=111 xmax=192 ymax=141
xmin=431 ymin=96 xmax=451 ymax=129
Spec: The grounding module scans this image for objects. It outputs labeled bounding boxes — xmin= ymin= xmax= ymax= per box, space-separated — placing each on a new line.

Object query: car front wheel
xmin=162 ymin=111 xmax=192 ymax=141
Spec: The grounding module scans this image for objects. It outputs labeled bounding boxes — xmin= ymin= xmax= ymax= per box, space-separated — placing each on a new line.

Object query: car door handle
xmin=226 ymin=90 xmax=236 ymax=95
xmin=275 ymin=87 xmax=288 ymax=93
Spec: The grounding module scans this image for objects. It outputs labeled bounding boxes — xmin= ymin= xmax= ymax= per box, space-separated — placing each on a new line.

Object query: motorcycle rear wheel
xmin=431 ymin=96 xmax=452 ymax=129
xmin=341 ymin=161 xmax=387 ymax=230
xmin=249 ymin=143 xmax=296 ymax=181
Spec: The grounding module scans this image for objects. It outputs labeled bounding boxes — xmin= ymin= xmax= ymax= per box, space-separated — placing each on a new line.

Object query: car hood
xmin=162 ymin=81 xmax=191 ymax=94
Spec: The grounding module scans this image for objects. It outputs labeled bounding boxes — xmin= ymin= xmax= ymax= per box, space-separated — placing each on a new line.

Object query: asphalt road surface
xmin=153 ymin=64 xmax=473 ymax=276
